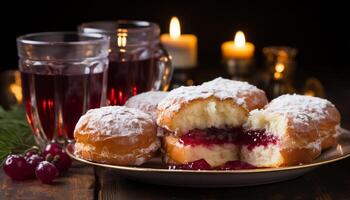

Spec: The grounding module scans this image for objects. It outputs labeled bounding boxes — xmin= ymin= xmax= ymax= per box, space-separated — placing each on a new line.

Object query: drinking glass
xmin=17 ymin=32 xmax=110 ymax=147
xmin=79 ymin=20 xmax=173 ymax=105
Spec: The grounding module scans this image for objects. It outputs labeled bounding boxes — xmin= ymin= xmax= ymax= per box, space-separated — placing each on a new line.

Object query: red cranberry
xmin=26 ymin=154 xmax=44 ymax=177
xmin=44 ymin=143 xmax=62 ymax=156
xmin=53 ymin=151 xmax=72 ymax=172
xmin=35 ymin=161 xmax=58 ymax=184
xmin=3 ymin=154 xmax=31 ymax=180
xmin=24 ymin=148 xmax=42 ymax=159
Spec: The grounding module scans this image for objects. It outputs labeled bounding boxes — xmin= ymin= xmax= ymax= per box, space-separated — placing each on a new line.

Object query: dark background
xmin=2 ymin=1 xmax=349 ymax=70
xmin=1 ymin=0 xmax=349 ymax=123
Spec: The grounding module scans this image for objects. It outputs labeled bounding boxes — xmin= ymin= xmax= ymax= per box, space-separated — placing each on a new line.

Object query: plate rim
xmin=66 ymin=144 xmax=350 ymax=174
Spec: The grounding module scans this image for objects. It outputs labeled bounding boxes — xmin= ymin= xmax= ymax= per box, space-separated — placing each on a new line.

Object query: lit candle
xmin=221 ymin=31 xmax=255 ymax=59
xmin=9 ymin=71 xmax=22 ymax=103
xmin=160 ymin=17 xmax=197 ymax=68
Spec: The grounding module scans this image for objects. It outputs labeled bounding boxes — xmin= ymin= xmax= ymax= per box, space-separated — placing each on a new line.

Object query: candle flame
xmin=9 ymin=71 xmax=22 ymax=103
xmin=170 ymin=16 xmax=181 ymax=39
xmin=275 ymin=63 xmax=285 ymax=73
xmin=234 ymin=31 xmax=246 ymax=48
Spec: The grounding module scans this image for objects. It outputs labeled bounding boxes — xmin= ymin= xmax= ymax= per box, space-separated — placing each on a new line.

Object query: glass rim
xmin=262 ymin=46 xmax=298 ymax=56
xmin=17 ymin=31 xmax=110 ymax=46
xmin=79 ymin=20 xmax=160 ymax=34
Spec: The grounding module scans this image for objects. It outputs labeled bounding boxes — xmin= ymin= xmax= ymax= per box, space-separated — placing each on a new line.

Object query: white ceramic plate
xmin=67 ymin=129 xmax=350 ymax=187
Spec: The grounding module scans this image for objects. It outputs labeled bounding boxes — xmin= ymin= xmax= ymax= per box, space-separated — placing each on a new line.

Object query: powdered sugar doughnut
xmin=243 ymin=94 xmax=341 ymax=167
xmin=157 ymin=77 xmax=268 ymax=136
xmin=125 ymin=91 xmax=167 ymax=121
xmin=74 ymin=106 xmax=160 ymax=165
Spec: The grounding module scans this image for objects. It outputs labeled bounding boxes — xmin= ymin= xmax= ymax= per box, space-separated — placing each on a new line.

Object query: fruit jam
xmin=171 ymin=128 xmax=278 ymax=170
xmin=179 ymin=128 xmax=278 ymax=150
xmin=169 ymin=159 xmax=256 ymax=170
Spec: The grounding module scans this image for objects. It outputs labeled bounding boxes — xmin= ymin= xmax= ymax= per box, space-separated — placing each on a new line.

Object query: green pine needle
xmin=0 ymin=106 xmax=35 ymax=164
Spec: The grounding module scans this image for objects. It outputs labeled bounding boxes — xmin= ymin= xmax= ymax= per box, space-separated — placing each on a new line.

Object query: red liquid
xmin=107 ymin=59 xmax=158 ymax=105
xmin=179 ymin=128 xmax=278 ymax=150
xmin=21 ymin=72 xmax=104 ymax=140
xmin=21 ymin=73 xmax=34 ymax=132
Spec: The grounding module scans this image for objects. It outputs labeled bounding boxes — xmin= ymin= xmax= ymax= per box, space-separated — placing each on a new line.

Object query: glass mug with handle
xmin=79 ymin=20 xmax=173 ymax=105
xmin=17 ymin=32 xmax=110 ymax=147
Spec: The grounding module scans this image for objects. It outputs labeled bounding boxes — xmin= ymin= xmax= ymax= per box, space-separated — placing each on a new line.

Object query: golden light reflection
xmin=169 ymin=16 xmax=181 ymax=39
xmin=337 ymin=144 xmax=344 ymax=155
xmin=273 ymin=63 xmax=285 ymax=80
xmin=304 ymin=90 xmax=316 ymax=97
xmin=275 ymin=63 xmax=285 ymax=73
xmin=117 ymin=29 xmax=128 ymax=47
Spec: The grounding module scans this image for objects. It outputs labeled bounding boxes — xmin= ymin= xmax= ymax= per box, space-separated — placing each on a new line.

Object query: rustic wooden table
xmin=1 ymin=68 xmax=350 ymax=200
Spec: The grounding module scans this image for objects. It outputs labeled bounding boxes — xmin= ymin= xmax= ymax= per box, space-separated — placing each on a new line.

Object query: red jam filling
xmin=179 ymin=128 xmax=240 ymax=146
xmin=179 ymin=128 xmax=278 ymax=150
xmin=169 ymin=159 xmax=256 ymax=170
xmin=169 ymin=159 xmax=211 ymax=170
xmin=236 ymin=129 xmax=278 ymax=150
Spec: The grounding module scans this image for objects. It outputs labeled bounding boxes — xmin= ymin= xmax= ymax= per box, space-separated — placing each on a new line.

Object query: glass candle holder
xmin=17 ymin=32 xmax=110 ymax=148
xmin=263 ymin=46 xmax=297 ymax=81
xmin=223 ymin=58 xmax=255 ymax=81
xmin=303 ymin=77 xmax=325 ymax=97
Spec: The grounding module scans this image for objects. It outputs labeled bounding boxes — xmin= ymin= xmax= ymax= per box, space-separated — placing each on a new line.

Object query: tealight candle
xmin=221 ymin=31 xmax=255 ymax=79
xmin=161 ymin=17 xmax=197 ymax=68
xmin=221 ymin=31 xmax=255 ymax=59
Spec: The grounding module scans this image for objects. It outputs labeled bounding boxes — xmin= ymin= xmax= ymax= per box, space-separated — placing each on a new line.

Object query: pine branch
xmin=0 ymin=106 xmax=35 ymax=164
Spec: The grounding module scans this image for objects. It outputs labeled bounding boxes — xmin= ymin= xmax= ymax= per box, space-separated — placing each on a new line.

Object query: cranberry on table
xmin=24 ymin=150 xmax=39 ymax=159
xmin=44 ymin=143 xmax=63 ymax=156
xmin=3 ymin=154 xmax=31 ymax=180
xmin=26 ymin=154 xmax=44 ymax=177
xmin=35 ymin=161 xmax=58 ymax=184
xmin=53 ymin=151 xmax=72 ymax=172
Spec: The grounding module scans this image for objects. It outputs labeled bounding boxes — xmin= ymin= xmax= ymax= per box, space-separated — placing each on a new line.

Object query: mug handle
xmin=153 ymin=44 xmax=173 ymax=91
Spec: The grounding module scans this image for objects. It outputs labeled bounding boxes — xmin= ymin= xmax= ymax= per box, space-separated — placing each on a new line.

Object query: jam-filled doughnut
xmin=125 ymin=91 xmax=167 ymax=121
xmin=157 ymin=77 xmax=268 ymax=168
xmin=74 ymin=106 xmax=160 ymax=165
xmin=243 ymin=94 xmax=341 ymax=167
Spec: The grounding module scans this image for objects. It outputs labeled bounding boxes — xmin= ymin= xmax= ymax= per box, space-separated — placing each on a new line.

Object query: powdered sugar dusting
xmin=158 ymin=77 xmax=264 ymax=113
xmin=125 ymin=91 xmax=168 ymax=120
xmin=74 ymin=106 xmax=154 ymax=137
xmin=265 ymin=94 xmax=337 ymax=130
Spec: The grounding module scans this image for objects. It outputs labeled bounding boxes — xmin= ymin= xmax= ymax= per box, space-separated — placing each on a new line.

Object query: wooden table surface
xmin=1 ymin=157 xmax=350 ymax=200
xmin=1 ymin=68 xmax=350 ymax=200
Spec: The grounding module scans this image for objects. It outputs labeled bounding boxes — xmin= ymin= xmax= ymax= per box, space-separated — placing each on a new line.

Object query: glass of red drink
xmin=79 ymin=20 xmax=173 ymax=105
xmin=17 ymin=32 xmax=110 ymax=147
